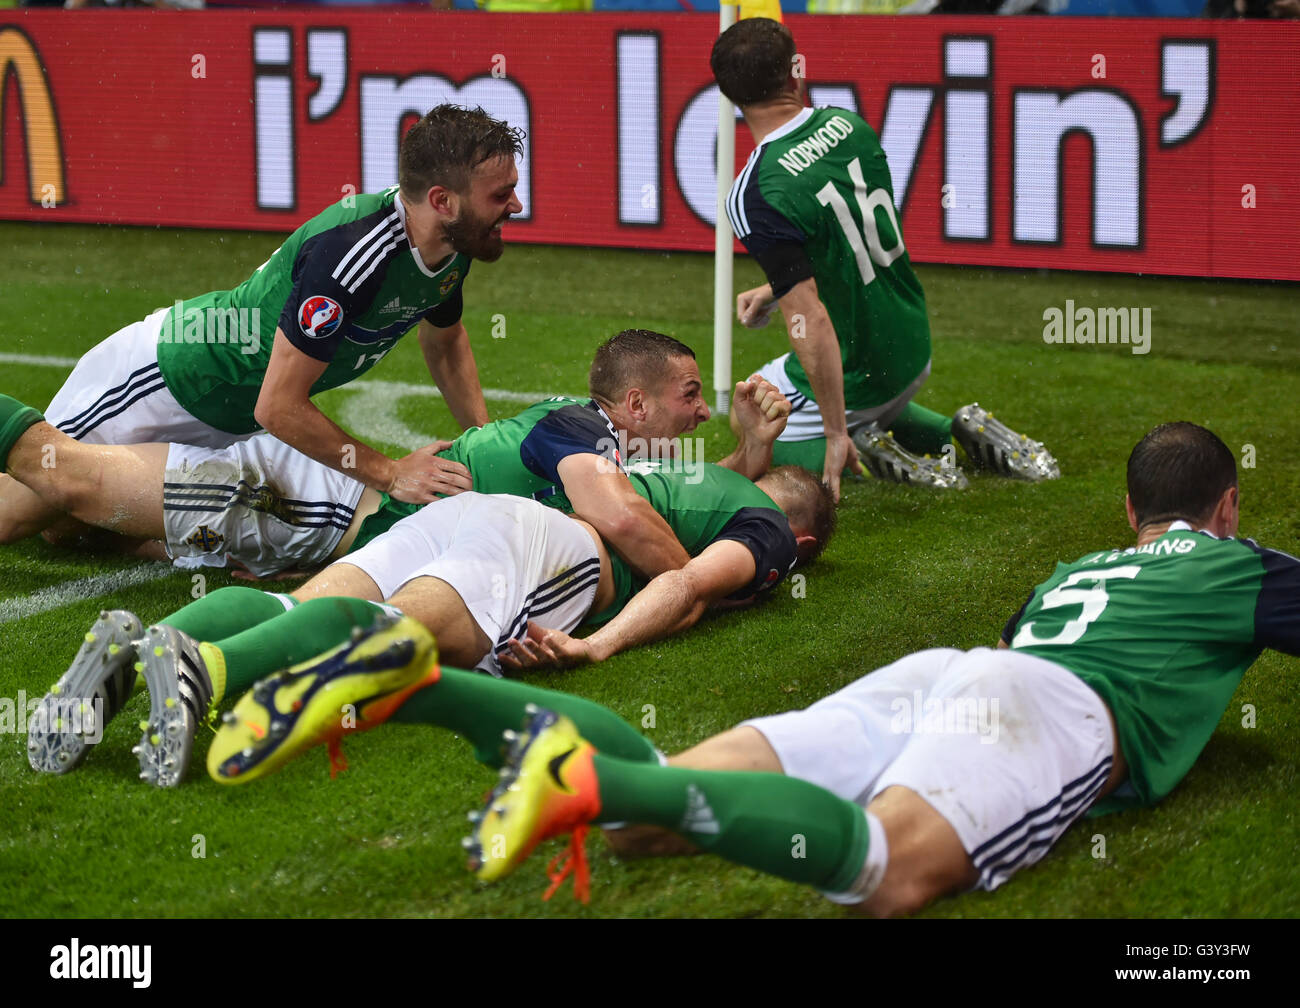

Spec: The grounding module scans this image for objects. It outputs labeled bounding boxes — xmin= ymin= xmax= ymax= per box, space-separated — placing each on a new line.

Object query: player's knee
xmin=860 ymin=875 xmax=940 ymax=919
xmin=0 ymin=503 xmax=53 ymax=544
xmin=0 ymin=512 xmax=24 ymax=545
xmin=36 ymin=464 xmax=106 ymax=526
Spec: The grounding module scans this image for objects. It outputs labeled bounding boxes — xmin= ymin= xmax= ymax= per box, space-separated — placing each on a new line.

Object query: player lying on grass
xmin=25 ymin=460 xmax=833 ymax=787
xmin=0 ymin=105 xmax=524 ymax=546
xmin=203 ymin=422 xmax=1295 ymax=914
xmin=712 ymin=18 xmax=1059 ymax=496
xmin=0 ymin=329 xmax=786 ymax=584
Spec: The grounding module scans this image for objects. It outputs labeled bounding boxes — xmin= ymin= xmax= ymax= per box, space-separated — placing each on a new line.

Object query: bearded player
xmin=0 ymin=104 xmax=524 ymax=547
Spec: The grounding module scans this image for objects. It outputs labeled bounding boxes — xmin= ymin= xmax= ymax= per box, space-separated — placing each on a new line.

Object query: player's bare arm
xmin=557 ymin=452 xmax=690 ymax=582
xmin=417 ymin=318 xmax=489 ymax=429
xmin=718 ymin=375 xmax=790 ymax=479
xmin=502 ymin=538 xmax=756 ymax=669
xmin=778 ymin=277 xmax=864 ymax=502
xmin=255 ymin=328 xmax=471 ymax=504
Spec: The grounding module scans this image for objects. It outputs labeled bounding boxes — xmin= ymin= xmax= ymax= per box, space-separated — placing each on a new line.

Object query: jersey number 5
xmin=1012 ymin=566 xmax=1142 ymax=648
xmin=815 ymin=158 xmax=906 ymax=287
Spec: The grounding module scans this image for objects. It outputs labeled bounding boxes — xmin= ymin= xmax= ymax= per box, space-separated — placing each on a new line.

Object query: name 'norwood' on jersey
xmin=776 ymin=115 xmax=856 ymax=176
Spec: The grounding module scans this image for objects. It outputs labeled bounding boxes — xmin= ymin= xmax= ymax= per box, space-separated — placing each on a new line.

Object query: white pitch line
xmin=0 ymin=563 xmax=176 ymax=626
xmin=0 ymin=352 xmax=80 ymax=369
xmin=0 ymin=352 xmax=566 ymax=403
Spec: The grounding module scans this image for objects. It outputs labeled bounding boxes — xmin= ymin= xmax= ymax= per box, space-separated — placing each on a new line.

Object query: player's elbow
xmin=652 ymin=567 xmax=709 ymax=627
xmin=253 ymin=396 xmax=284 ymax=436
xmin=589 ymin=508 xmax=656 ymax=557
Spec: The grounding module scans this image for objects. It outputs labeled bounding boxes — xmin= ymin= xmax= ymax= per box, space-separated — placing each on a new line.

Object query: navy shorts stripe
xmin=970 ymin=757 xmax=1112 ymax=888
xmin=59 ymin=374 xmax=169 ymax=440
xmin=496 ymin=561 xmax=602 ymax=650
xmin=55 ymin=361 xmax=162 ymax=431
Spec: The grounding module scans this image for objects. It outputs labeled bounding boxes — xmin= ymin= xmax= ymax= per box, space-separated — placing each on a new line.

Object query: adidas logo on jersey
xmin=379 ymin=297 xmax=402 ymax=314
xmin=680 ymin=783 xmax=720 ymax=835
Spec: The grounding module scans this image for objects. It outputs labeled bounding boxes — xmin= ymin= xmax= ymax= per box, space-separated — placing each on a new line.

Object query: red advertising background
xmin=0 ymin=12 xmax=1296 ymax=281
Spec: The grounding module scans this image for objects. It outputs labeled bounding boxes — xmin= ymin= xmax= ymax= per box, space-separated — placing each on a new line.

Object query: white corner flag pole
xmin=713 ymin=4 xmax=739 ymax=417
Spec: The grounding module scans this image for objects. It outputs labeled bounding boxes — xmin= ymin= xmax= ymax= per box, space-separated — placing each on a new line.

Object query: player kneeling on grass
xmin=23 ymin=462 xmax=832 ymax=788
xmin=199 ymin=422 xmax=1293 ymax=914
xmin=712 ymin=17 xmax=1059 ymax=496
xmin=0 ymin=105 xmax=523 ymax=547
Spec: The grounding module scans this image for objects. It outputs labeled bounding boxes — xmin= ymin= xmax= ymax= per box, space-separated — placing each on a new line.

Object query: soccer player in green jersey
xmin=0 ymin=331 xmax=785 ymax=580
xmin=0 ymin=105 xmax=522 ymax=544
xmin=712 ymin=19 xmax=1060 ymax=500
xmin=23 ymin=460 xmax=831 ymax=787
xmin=433 ymin=422 xmax=1290 ymax=913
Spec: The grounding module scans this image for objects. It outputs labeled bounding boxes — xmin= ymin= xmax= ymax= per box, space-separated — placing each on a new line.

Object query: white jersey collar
xmin=591 ymin=402 xmax=625 ymax=470
xmin=758 ymin=106 xmax=816 ymax=149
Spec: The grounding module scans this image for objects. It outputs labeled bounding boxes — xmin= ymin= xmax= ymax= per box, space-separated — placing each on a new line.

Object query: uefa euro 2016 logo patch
xmin=299 ymin=295 xmax=343 ymax=339
xmin=184 ymin=525 xmax=224 ymax=553
xmin=439 ymin=270 xmax=460 ymax=296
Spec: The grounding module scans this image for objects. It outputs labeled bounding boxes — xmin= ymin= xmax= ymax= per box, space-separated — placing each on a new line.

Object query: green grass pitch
xmin=0 ymin=221 xmax=1296 ymax=918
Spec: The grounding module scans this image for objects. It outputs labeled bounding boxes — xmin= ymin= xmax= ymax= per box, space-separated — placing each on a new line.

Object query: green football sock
xmin=772 ymin=436 xmax=835 ymax=476
xmin=889 ymin=401 xmax=953 ymax=456
xmin=391 ymin=668 xmax=659 ymax=768
xmin=208 ymin=595 xmax=392 ymax=700
xmin=160 ymin=585 xmax=296 ymax=642
xmin=592 ymin=755 xmax=870 ymax=892
xmin=155 ymin=586 xmax=298 ymax=702
xmin=0 ymin=393 xmax=44 ymax=472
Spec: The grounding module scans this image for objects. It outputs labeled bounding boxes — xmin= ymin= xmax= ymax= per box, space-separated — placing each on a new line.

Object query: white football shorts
xmin=163 ymin=435 xmax=366 ymax=578
xmin=743 ymin=647 xmax=1115 ymax=892
xmin=340 ymin=492 xmax=602 ymax=678
xmin=47 ymin=307 xmax=239 ymax=448
xmin=754 ymin=353 xmax=931 ymax=443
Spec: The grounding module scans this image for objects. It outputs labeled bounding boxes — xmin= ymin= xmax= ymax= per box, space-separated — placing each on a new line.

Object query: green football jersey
xmin=156 ymin=187 xmax=469 ymax=434
xmin=1005 ymin=525 xmax=1300 ymax=811
xmin=348 ymin=397 xmax=621 ymax=551
xmin=588 ymin=460 xmax=798 ymax=623
xmin=726 ymin=107 xmax=931 ymax=411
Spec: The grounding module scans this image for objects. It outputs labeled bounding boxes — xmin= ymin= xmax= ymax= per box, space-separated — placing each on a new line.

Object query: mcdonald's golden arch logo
xmin=0 ymin=27 xmax=65 ymax=206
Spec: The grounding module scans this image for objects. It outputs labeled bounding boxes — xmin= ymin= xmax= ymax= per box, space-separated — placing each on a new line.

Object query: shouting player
xmin=0 ymin=105 xmax=522 ymax=545
xmin=713 ymin=19 xmax=1059 ymax=499
xmin=0 ymin=330 xmax=787 ymax=580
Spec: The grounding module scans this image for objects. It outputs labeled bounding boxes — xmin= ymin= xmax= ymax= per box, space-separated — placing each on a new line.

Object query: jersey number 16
xmin=815 ymin=157 xmax=906 ymax=287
